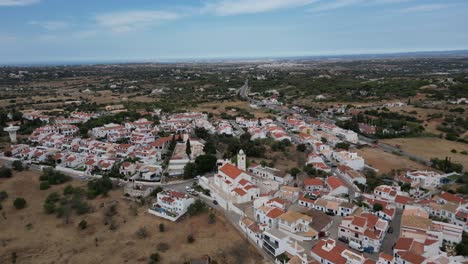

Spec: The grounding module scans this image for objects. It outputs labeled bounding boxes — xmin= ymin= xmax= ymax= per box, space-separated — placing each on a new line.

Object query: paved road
xmin=229 ymin=120 xmax=245 ymax=136
xmin=164 ymin=179 xmax=196 ymax=192
xmin=239 ymin=79 xmax=249 ymax=100
xmin=381 ymin=208 xmax=402 ymax=255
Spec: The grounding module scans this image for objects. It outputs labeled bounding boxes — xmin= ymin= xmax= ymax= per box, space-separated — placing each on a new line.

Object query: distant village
xmin=1 ymin=102 xmax=467 ymax=264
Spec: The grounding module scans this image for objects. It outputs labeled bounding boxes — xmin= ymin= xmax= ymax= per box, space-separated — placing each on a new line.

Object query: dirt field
xmin=382 ymin=137 xmax=468 ymax=169
xmin=191 ymin=100 xmax=273 ymax=118
xmin=353 ymin=147 xmax=432 ymax=174
xmin=0 ymin=171 xmax=263 ymax=264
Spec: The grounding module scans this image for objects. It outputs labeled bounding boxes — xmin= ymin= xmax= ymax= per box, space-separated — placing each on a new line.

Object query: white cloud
xmin=400 ymin=4 xmax=448 ymax=12
xmin=309 ymin=0 xmax=364 ymax=12
xmin=204 ymin=0 xmax=318 ymax=16
xmin=0 ymin=0 xmax=39 ymax=6
xmin=308 ymin=0 xmax=414 ymax=12
xmin=96 ymin=10 xmax=180 ymax=32
xmin=29 ymin=20 xmax=68 ymax=31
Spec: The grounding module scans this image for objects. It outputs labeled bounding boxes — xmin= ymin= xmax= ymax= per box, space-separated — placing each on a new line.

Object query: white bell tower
xmin=237 ymin=149 xmax=246 ymax=171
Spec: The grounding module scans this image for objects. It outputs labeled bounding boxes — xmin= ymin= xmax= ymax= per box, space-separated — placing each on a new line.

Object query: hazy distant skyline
xmin=1 ymin=0 xmax=467 ymax=63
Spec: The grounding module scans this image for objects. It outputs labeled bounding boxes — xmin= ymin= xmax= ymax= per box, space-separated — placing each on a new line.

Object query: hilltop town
xmin=0 ymin=59 xmax=467 ymax=264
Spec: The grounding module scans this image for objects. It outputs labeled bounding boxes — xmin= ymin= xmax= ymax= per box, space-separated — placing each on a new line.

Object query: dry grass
xmin=353 ymin=147 xmax=432 ymax=174
xmin=191 ymin=100 xmax=273 ymax=118
xmin=0 ymin=170 xmax=263 ymax=264
xmin=382 ymin=137 xmax=468 ymax=169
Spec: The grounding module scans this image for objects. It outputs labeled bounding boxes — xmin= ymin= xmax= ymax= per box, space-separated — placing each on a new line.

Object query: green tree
xmin=455 ymin=232 xmax=468 ymax=256
xmin=63 ymin=185 xmax=75 ymax=195
xmin=373 ymin=203 xmax=383 ymax=212
xmin=0 ymin=191 xmax=8 ymax=202
xmin=40 ymin=181 xmax=50 ymax=190
xmin=400 ymin=183 xmax=411 ymax=192
xmin=335 ymin=142 xmax=350 ymax=150
xmin=183 ymin=163 xmax=198 ymax=179
xmin=87 ymin=176 xmax=113 ymax=199
xmin=296 ymin=144 xmax=307 ymax=152
xmin=186 ymin=139 xmax=192 ymax=159
xmin=0 ymin=167 xmax=12 ymax=178
xmin=148 ymin=252 xmax=160 ymax=264
xmin=203 ymin=141 xmax=217 ymax=155
xmin=13 ymin=197 xmax=27 ymax=209
xmin=289 ymin=167 xmax=301 ymax=178
xmin=12 ymin=160 xmax=24 ymax=171
xmin=187 ymin=200 xmax=207 ymax=216
xmin=194 ymin=154 xmax=217 ymax=174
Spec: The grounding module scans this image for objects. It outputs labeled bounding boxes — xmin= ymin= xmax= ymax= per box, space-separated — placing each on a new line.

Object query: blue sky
xmin=0 ymin=0 xmax=467 ymax=63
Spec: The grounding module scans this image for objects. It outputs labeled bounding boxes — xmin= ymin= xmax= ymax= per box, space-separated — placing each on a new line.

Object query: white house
xmin=249 ymin=164 xmax=291 ymax=184
xmin=332 ymin=151 xmax=365 ymax=171
xmin=338 ymin=213 xmax=388 ymax=251
xmin=325 ymin=176 xmax=349 ymax=197
xmin=278 ymin=211 xmax=318 ymax=241
xmin=311 ymin=239 xmax=370 ymax=264
xmin=148 ymin=190 xmax=195 ymax=221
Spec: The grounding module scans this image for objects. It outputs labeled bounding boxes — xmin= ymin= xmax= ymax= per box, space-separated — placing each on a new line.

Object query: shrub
xmin=136 ymin=226 xmax=149 ymax=239
xmin=159 ymin=223 xmax=165 ymax=232
xmin=13 ymin=197 xmax=27 ymax=209
xmin=39 ymin=181 xmax=50 ymax=190
xmin=208 ymin=213 xmax=216 ymax=224
xmin=78 ymin=220 xmax=88 ymax=230
xmin=12 ymin=160 xmax=24 ymax=171
xmin=156 ymin=242 xmax=169 ymax=252
xmin=40 ymin=168 xmax=70 ymax=185
xmin=373 ymin=203 xmax=383 ymax=212
xmin=187 ymin=234 xmax=195 ymax=243
xmin=0 ymin=167 xmax=12 ymax=178
xmin=296 ymin=144 xmax=307 ymax=152
xmin=43 ymin=202 xmax=56 ymax=214
xmin=73 ymin=201 xmax=90 ymax=215
xmin=63 ymin=185 xmax=74 ymax=195
xmin=45 ymin=192 xmax=60 ymax=204
xmin=187 ymin=200 xmax=207 ymax=216
xmin=148 ymin=252 xmax=160 ymax=264
xmin=0 ymin=191 xmax=8 ymax=202
xmin=451 ymin=149 xmax=457 ymax=153
xmin=87 ymin=176 xmax=113 ymax=199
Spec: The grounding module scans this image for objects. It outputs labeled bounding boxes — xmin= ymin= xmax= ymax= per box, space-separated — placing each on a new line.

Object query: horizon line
xmin=2 ymin=49 xmax=468 ymax=67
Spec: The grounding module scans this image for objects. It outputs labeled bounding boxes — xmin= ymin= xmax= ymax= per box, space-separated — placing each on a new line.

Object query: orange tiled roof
xmin=219 ymin=163 xmax=243 ymax=180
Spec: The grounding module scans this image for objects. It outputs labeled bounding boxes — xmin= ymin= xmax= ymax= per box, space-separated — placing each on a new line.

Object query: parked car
xmin=348 ymin=241 xmax=364 ymax=252
xmin=319 ymin=231 xmax=330 ymax=238
xmin=195 ymin=175 xmax=201 ymax=180
xmin=338 ymin=237 xmax=349 ymax=243
xmin=363 ymin=247 xmax=374 ymax=254
xmin=213 ymin=200 xmax=218 ymax=205
xmin=387 ymin=226 xmax=393 ymax=233
xmin=326 ymin=211 xmax=336 ymax=216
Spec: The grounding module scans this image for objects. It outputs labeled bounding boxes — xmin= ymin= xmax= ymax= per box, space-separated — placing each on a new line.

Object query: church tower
xmin=237 ymin=149 xmax=246 ymax=171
